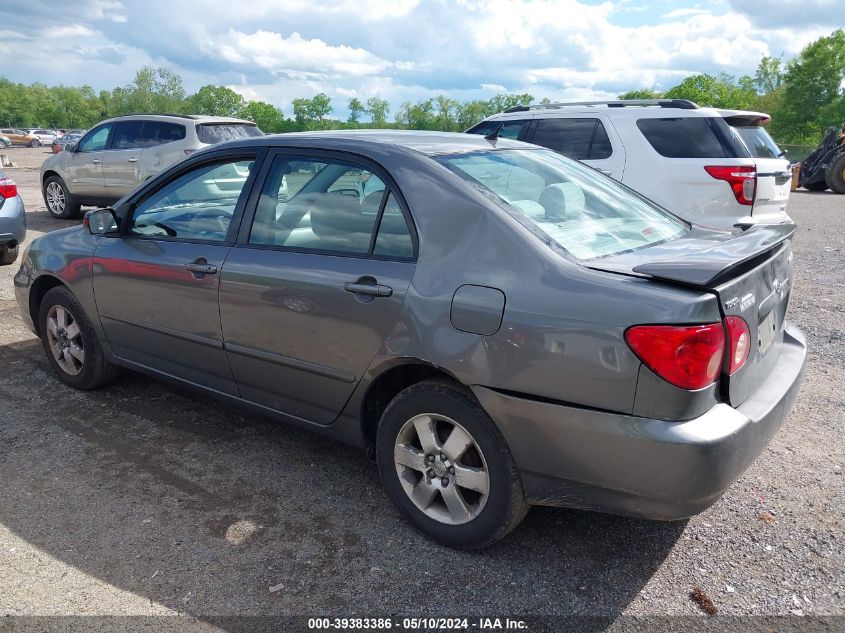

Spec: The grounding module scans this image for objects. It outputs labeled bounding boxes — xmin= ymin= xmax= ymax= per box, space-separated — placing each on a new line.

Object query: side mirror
xmin=84 ymin=208 xmax=119 ymax=235
xmin=66 ymin=143 xmax=76 ymax=153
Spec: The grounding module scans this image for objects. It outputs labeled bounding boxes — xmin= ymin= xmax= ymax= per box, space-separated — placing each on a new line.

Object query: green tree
xmin=365 ymin=97 xmax=390 ymax=127
xmin=310 ymin=93 xmax=333 ymax=128
xmin=664 ymin=73 xmax=755 ymax=109
xmin=239 ymin=100 xmax=284 ymax=132
xmin=434 ymin=95 xmax=458 ymax=131
xmin=754 ymin=56 xmax=783 ymax=94
xmin=347 ymin=97 xmax=365 ymax=125
xmin=190 ymin=85 xmax=245 ymax=116
xmin=618 ymin=88 xmax=663 ymax=100
xmin=778 ymin=29 xmax=845 ymax=142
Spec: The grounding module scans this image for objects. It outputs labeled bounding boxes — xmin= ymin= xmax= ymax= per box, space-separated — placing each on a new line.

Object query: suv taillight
xmin=625 ymin=323 xmax=725 ymax=390
xmin=704 ymin=165 xmax=756 ymax=206
xmin=0 ymin=177 xmax=17 ymax=198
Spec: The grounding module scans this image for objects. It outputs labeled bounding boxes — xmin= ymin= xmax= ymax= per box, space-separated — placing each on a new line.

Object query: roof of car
xmin=101 ymin=113 xmax=256 ymax=125
xmin=233 ymin=129 xmax=533 ymax=156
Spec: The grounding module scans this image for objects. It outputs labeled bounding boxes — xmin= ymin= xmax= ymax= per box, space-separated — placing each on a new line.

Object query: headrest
xmin=538 ymin=182 xmax=585 ymax=220
xmin=310 ymin=194 xmax=373 ymax=238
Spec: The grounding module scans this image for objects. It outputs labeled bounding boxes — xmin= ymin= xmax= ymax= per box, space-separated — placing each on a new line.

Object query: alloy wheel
xmin=46 ymin=305 xmax=85 ymax=376
xmin=393 ymin=413 xmax=490 ymax=525
xmin=46 ymin=182 xmax=65 ymax=214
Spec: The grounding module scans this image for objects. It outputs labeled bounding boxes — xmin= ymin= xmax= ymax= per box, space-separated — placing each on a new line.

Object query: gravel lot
xmin=0 ymin=147 xmax=843 ymax=623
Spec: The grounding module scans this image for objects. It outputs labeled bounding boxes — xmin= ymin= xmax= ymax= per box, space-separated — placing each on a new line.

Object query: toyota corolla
xmin=14 ymin=130 xmax=806 ymax=548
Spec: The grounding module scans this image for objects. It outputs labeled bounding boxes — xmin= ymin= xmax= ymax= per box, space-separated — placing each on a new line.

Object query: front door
xmin=92 ymin=153 xmax=260 ymax=395
xmin=219 ymin=152 xmax=417 ymax=424
xmin=66 ymin=123 xmax=113 ymax=197
xmin=102 ymin=119 xmax=145 ymax=198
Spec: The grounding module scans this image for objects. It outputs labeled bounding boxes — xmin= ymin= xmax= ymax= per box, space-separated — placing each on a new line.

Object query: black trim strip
xmin=101 ymin=314 xmax=224 ymax=350
xmin=225 ymin=341 xmax=356 ymax=383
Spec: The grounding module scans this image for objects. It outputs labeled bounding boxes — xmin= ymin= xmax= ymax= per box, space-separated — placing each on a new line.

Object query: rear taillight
xmin=0 ymin=177 xmax=17 ymax=198
xmin=625 ymin=323 xmax=725 ymax=390
xmin=704 ymin=165 xmax=756 ymax=206
xmin=724 ymin=316 xmax=750 ymax=375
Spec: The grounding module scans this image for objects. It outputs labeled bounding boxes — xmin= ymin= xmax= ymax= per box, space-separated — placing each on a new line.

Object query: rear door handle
xmin=185 ymin=262 xmax=218 ymax=274
xmin=92 ymin=159 xmax=100 ymax=164
xmin=128 ymin=157 xmax=138 ymax=163
xmin=343 ymin=282 xmax=392 ymax=297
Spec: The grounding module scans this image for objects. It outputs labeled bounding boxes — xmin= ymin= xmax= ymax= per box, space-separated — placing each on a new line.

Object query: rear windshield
xmin=436 ymin=149 xmax=687 ymax=260
xmin=196 ymin=124 xmax=263 ymax=144
xmin=637 ymin=117 xmax=747 ymax=158
xmin=729 ymin=125 xmax=782 ymax=159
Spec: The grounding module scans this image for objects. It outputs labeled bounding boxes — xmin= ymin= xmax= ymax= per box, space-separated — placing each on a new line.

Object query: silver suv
xmin=41 ymin=114 xmax=263 ymax=218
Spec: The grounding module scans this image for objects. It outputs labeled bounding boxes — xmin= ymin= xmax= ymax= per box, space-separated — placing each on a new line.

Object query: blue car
xmin=0 ymin=169 xmax=26 ymax=265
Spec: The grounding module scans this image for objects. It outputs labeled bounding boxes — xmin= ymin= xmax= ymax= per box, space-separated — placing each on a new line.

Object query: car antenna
xmin=484 ymin=123 xmax=504 ymax=141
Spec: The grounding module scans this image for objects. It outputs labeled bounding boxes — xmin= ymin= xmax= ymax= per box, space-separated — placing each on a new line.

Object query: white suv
xmin=467 ymin=99 xmax=792 ymax=229
xmin=41 ymin=114 xmax=263 ymax=219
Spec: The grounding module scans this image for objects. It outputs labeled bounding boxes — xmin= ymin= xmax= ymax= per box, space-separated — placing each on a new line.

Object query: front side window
xmin=436 ymin=149 xmax=687 ymax=260
xmin=466 ymin=120 xmax=528 ymax=140
xmin=531 ymin=118 xmax=613 ymax=160
xmin=129 ymin=158 xmax=254 ymax=242
xmin=249 ymin=156 xmax=413 ymax=258
xmin=77 ymin=124 xmax=112 ymax=152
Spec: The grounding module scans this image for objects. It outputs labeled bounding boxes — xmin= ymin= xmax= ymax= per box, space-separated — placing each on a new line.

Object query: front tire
xmin=825 ymin=154 xmax=845 ymax=194
xmin=38 ymin=286 xmax=119 ymax=390
xmin=0 ymin=140 xmax=8 ymax=149
xmin=376 ymin=379 xmax=528 ymax=549
xmin=43 ymin=175 xmax=81 ymax=219
xmin=30 ymin=139 xmax=42 ymax=148
xmin=803 ymin=180 xmax=828 ymax=192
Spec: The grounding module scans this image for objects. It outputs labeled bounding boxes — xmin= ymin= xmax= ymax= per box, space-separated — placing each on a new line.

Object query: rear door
xmin=103 ymin=119 xmax=145 ymax=197
xmin=723 ymin=114 xmax=791 ymax=223
xmin=525 ymin=115 xmax=625 ymax=178
xmin=219 ymin=151 xmax=417 ymax=424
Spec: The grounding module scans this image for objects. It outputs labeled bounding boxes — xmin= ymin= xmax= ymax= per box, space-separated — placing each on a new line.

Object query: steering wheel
xmin=187 ymin=209 xmax=232 ymax=237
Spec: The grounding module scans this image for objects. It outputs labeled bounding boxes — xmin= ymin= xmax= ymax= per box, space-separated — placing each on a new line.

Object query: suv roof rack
xmin=504 ymin=99 xmax=700 ymax=113
xmin=107 ymin=113 xmax=200 ymax=120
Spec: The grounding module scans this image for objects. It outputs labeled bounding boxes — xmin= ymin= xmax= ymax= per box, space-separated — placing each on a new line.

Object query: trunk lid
xmin=587 ymin=223 xmax=795 ymax=406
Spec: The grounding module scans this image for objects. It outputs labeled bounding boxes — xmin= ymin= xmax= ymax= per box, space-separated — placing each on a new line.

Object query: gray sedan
xmin=13 ymin=131 xmax=806 ymax=548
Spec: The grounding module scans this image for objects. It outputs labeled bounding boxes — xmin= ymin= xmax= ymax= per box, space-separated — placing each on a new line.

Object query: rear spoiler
xmin=632 ymin=223 xmax=795 ymax=286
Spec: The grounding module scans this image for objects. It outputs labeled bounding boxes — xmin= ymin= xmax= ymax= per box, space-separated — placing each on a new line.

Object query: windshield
xmin=196 ymin=124 xmax=263 ymax=144
xmin=436 ymin=149 xmax=687 ymax=260
xmin=730 ymin=125 xmax=782 ymax=159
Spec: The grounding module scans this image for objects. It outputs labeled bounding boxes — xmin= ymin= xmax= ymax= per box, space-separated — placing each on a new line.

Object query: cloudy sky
xmin=0 ymin=0 xmax=840 ymax=117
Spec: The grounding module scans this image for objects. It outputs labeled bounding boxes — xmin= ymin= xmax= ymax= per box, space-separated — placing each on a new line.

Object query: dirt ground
xmin=0 ymin=147 xmax=842 ymax=623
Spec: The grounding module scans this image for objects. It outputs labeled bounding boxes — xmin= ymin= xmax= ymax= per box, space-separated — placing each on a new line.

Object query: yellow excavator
xmin=798 ymin=123 xmax=845 ymax=193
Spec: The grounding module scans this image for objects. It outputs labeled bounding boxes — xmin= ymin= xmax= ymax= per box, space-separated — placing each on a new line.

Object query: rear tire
xmin=376 ymin=379 xmax=528 ymax=549
xmin=43 ymin=175 xmax=81 ymax=219
xmin=38 ymin=286 xmax=119 ymax=390
xmin=825 ymin=154 xmax=845 ymax=194
xmin=0 ymin=140 xmax=8 ymax=149
xmin=803 ymin=181 xmax=828 ymax=192
xmin=0 ymin=244 xmax=19 ymax=266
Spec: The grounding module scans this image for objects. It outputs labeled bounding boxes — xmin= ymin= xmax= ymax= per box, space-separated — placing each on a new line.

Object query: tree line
xmin=1 ymin=29 xmax=843 ymax=144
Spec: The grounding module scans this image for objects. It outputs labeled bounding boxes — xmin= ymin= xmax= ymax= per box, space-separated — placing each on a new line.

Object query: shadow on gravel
xmin=0 ymin=337 xmax=685 ymax=624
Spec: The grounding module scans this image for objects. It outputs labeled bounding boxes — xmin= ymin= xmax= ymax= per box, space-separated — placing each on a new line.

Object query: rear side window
xmin=530 ymin=118 xmax=613 ymax=160
xmin=466 ymin=120 xmax=528 ymax=140
xmin=730 ymin=125 xmax=782 ymax=159
xmin=637 ymin=117 xmax=747 ymax=158
xmin=143 ymin=121 xmax=186 ymax=146
xmin=196 ymin=124 xmax=263 ymax=144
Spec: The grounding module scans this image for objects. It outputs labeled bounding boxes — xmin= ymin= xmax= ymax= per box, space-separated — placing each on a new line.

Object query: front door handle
xmin=343 ymin=281 xmax=392 ymax=297
xmin=92 ymin=159 xmax=100 ymax=164
xmin=185 ymin=262 xmax=218 ymax=275
xmin=128 ymin=157 xmax=138 ymax=163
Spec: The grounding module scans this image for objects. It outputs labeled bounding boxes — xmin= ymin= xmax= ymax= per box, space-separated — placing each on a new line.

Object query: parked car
xmin=15 ymin=131 xmax=806 ymax=548
xmin=466 ymin=99 xmax=793 ymax=230
xmin=0 ymin=170 xmax=26 ymax=265
xmin=51 ymin=133 xmax=83 ymax=154
xmin=40 ymin=114 xmax=263 ymax=219
xmin=27 ymin=129 xmax=58 ymax=145
xmin=0 ymin=135 xmax=11 ymax=149
xmin=0 ymin=128 xmax=43 ymax=147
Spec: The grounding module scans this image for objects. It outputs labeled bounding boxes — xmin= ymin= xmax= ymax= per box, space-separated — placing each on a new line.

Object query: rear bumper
xmin=473 ymin=322 xmax=807 ymax=520
xmin=0 ymin=195 xmax=27 ymax=245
